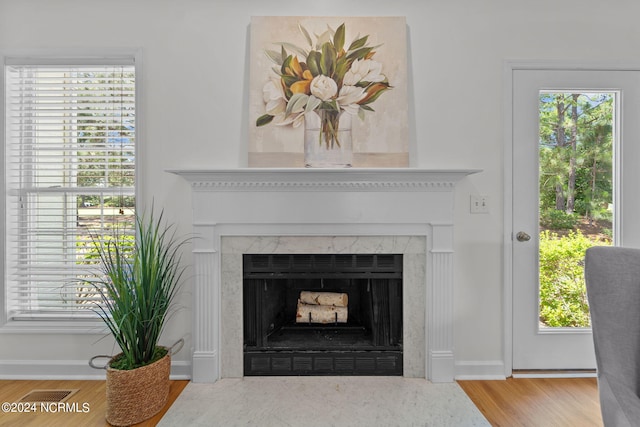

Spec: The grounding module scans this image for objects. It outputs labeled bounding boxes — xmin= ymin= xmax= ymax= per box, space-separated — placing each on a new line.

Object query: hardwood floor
xmin=458 ymin=377 xmax=603 ymax=426
xmin=0 ymin=377 xmax=601 ymax=426
xmin=0 ymin=379 xmax=188 ymax=427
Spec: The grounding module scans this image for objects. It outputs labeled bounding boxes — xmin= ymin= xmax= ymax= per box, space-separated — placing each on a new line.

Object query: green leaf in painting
xmin=286 ymin=93 xmax=309 ymax=117
xmin=256 ymin=114 xmax=274 ymax=127
xmin=280 ymin=75 xmax=298 ymax=87
xmin=321 ymin=42 xmax=337 ymax=77
xmin=334 ymin=56 xmax=349 ymax=84
xmin=360 ymin=83 xmax=391 ymax=105
xmin=281 ymin=55 xmax=293 ymax=75
xmin=347 ymin=47 xmax=373 ymax=61
xmin=305 ymin=95 xmax=321 ymax=113
xmin=348 ymin=35 xmax=369 ymax=51
xmin=333 ymin=23 xmax=345 ymax=52
xmin=307 ymin=51 xmax=321 ymax=76
xmin=320 ymin=99 xmax=339 ymax=112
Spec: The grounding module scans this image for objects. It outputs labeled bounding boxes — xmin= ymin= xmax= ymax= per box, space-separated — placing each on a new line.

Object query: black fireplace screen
xmin=243 ymin=254 xmax=403 ymax=376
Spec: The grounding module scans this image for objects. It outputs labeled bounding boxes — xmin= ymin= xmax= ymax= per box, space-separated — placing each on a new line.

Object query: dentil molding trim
xmin=167 ymin=168 xmax=480 ymax=191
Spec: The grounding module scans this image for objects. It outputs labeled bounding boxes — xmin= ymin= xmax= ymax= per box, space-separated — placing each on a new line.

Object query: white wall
xmin=1 ymin=0 xmax=638 ymax=379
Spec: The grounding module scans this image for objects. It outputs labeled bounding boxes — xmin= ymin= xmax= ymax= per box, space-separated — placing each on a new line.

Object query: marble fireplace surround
xmin=170 ymin=168 xmax=479 ymax=383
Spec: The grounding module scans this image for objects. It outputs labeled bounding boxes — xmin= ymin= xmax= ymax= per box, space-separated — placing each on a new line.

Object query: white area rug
xmin=158 ymin=377 xmax=490 ymax=427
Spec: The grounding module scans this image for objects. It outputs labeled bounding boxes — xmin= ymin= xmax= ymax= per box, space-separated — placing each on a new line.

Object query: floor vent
xmin=18 ymin=389 xmax=78 ymax=403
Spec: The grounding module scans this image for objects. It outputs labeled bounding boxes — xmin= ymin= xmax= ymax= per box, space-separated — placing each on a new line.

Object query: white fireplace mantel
xmin=169 ymin=168 xmax=479 ymax=383
xmin=169 ymin=168 xmax=477 ymax=191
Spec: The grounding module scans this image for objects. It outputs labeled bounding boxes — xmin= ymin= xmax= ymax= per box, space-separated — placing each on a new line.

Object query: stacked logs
xmin=295 ymin=291 xmax=348 ymax=324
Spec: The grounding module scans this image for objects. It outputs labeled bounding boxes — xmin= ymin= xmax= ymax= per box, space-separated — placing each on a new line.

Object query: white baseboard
xmin=454 ymin=360 xmax=507 ymax=380
xmin=0 ymin=359 xmax=191 ymax=380
xmin=512 ymin=370 xmax=597 ymax=379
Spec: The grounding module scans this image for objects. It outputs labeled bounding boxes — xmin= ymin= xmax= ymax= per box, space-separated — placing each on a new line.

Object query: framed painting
xmin=249 ymin=16 xmax=409 ymax=168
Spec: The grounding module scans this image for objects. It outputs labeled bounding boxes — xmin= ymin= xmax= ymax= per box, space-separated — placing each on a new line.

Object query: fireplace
xmin=243 ymin=253 xmax=403 ymax=376
xmin=169 ymin=168 xmax=479 ymax=383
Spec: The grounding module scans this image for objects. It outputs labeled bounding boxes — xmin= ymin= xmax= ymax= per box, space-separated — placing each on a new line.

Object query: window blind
xmin=5 ymin=62 xmax=136 ymax=320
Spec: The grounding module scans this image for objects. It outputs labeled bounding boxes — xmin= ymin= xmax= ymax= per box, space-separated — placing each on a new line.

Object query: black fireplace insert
xmin=243 ymin=254 xmax=403 ymax=376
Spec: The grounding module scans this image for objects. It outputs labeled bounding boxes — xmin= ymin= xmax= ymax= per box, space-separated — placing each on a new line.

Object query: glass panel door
xmin=512 ymin=68 xmax=640 ymax=370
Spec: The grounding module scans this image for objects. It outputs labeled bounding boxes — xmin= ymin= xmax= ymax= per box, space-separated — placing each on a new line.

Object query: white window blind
xmin=4 ymin=60 xmax=136 ymax=320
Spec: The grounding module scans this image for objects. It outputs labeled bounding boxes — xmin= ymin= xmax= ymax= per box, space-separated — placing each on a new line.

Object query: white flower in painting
xmin=279 ymin=114 xmax=305 ymax=128
xmin=337 ymin=85 xmax=366 ymax=115
xmin=342 ymin=59 xmax=385 ymax=86
xmin=274 ymin=112 xmax=305 ymax=128
xmin=262 ymin=78 xmax=286 ymax=116
xmin=262 ymin=78 xmax=304 ymax=127
xmin=272 ymin=108 xmax=305 ymax=127
xmin=310 ymin=75 xmax=338 ymax=101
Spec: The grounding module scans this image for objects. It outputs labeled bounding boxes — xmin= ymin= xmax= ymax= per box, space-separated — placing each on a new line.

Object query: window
xmin=3 ymin=56 xmax=136 ymax=322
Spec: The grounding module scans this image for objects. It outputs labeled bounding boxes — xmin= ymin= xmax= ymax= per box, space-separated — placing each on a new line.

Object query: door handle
xmin=516 ymin=231 xmax=531 ymax=242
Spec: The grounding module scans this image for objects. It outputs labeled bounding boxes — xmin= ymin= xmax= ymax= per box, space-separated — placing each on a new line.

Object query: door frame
xmin=503 ymin=60 xmax=640 ymax=378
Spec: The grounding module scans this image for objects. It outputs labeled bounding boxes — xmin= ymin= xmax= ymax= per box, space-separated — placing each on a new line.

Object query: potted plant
xmin=88 ymin=209 xmax=189 ymax=426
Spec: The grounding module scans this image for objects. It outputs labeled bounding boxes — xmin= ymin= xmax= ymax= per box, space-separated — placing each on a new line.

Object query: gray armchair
xmin=584 ymin=246 xmax=640 ymax=426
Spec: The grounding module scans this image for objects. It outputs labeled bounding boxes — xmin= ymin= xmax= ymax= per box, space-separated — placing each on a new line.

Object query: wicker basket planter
xmin=90 ymin=341 xmax=182 ymax=426
xmin=104 ymin=350 xmax=171 ymax=426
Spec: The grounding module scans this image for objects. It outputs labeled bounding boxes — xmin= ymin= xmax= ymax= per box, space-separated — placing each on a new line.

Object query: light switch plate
xmin=470 ymin=195 xmax=489 ymax=214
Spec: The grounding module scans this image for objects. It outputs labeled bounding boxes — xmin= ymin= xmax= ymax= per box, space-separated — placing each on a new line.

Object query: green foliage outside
xmin=78 ymin=233 xmax=135 ymax=264
xmin=538 ymin=92 xmax=614 ymax=328
xmin=539 ymin=208 xmax=578 ymax=230
xmin=538 ymin=231 xmax=606 ymax=327
xmin=539 ymin=93 xmax=613 ymax=220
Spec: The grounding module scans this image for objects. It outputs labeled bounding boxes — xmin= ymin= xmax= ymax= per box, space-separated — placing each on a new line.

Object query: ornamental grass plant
xmin=90 ymin=209 xmax=189 ymax=370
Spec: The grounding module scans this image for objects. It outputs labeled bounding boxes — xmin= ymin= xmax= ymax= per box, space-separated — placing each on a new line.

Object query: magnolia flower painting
xmin=249 ymin=16 xmax=408 ymax=168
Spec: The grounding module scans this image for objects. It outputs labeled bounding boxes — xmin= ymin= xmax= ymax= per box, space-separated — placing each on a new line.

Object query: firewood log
xmin=296 ymin=302 xmax=348 ymax=323
xmin=299 ymin=291 xmax=348 ymax=307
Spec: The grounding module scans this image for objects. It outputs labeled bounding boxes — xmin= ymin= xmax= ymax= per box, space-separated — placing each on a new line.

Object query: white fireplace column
xmin=170 ymin=168 xmax=479 ymax=383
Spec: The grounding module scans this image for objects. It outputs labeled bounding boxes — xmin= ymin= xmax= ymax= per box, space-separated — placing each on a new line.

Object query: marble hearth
xmin=170 ymin=168 xmax=478 ymax=383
